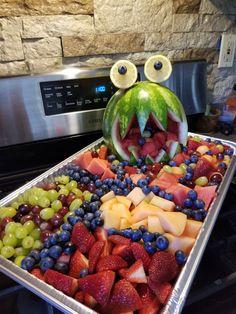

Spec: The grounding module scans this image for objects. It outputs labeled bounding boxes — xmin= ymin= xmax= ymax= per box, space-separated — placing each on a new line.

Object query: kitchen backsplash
xmin=0 ymin=0 xmax=235 ymax=104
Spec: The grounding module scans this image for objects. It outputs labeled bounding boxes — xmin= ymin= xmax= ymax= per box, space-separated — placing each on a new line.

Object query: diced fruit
xmin=88 ymin=240 xmax=105 ymax=274
xmin=164 ymin=233 xmax=195 ymax=255
xmin=155 ymin=211 xmax=187 ymax=236
xmin=86 ymin=158 xmax=108 ymax=175
xmin=127 ymin=187 xmax=146 ymax=206
xmin=74 ymin=290 xmax=85 ymax=303
xmin=101 ymin=167 xmax=115 ymax=180
xmin=112 ymin=244 xmax=135 ymax=265
xmin=193 ymin=157 xmax=215 ymax=180
xmin=102 ymin=209 xmax=121 ymax=230
xmin=120 ymin=218 xmax=130 ymax=230
xmin=194 ymin=185 xmax=217 ymax=210
xmin=123 ymin=260 xmax=147 ymax=283
xmin=100 ymin=198 xmax=117 ymax=211
xmin=148 ymin=216 xmax=164 ymax=234
xmin=149 ymin=195 xmax=175 ymax=211
xmin=69 ymin=249 xmax=89 ymax=278
xmin=71 ymin=222 xmax=96 ymax=254
xmin=182 ymin=219 xmax=203 ymax=238
xmin=148 ymin=278 xmax=173 ymax=304
xmin=196 ymin=145 xmax=209 ymax=155
xmin=131 ymin=242 xmax=151 ymax=272
xmin=108 ymin=235 xmax=131 ymax=246
xmin=96 ymin=255 xmax=128 ymax=272
xmin=74 ymin=151 xmax=93 ymax=169
xmin=31 ymin=268 xmax=44 ymax=281
xmin=130 ymin=173 xmax=146 ymax=185
xmin=137 ymin=283 xmax=161 ymax=314
xmin=131 ymin=219 xmax=148 ymax=230
xmin=111 ymin=203 xmax=132 ymax=222
xmin=116 ymin=196 xmax=132 ymax=209
xmin=98 ymin=145 xmax=108 ymax=160
xmin=84 ymin=293 xmax=97 ymax=308
xmin=101 ymin=191 xmax=116 ymax=203
xmin=131 ymin=201 xmax=163 ymax=223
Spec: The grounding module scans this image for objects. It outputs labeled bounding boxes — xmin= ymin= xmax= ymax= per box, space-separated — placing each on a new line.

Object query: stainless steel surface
xmin=0 ymin=60 xmax=207 ymax=148
xmin=0 ymin=132 xmax=235 ymax=314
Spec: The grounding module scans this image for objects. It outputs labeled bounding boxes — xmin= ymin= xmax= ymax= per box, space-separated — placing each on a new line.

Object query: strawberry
xmin=118 ymin=268 xmax=128 ymax=278
xmin=137 ymin=283 xmax=160 ymax=314
xmin=101 ymin=240 xmax=113 ymax=257
xmin=74 ymin=290 xmax=84 ymax=303
xmin=187 ymin=138 xmax=202 ymax=151
xmin=96 ymin=255 xmax=128 ymax=272
xmin=131 ymin=242 xmax=151 ymax=272
xmin=84 ymin=293 xmax=98 ymax=308
xmin=98 ymin=145 xmax=108 ymax=160
xmin=71 ymin=222 xmax=95 ymax=254
xmin=149 ymin=251 xmax=179 ymax=284
xmin=112 ymin=244 xmax=135 ymax=265
xmin=147 ymin=278 xmax=173 ymax=304
xmin=88 ymin=240 xmax=105 ymax=274
xmin=69 ymin=249 xmax=89 ymax=278
xmin=193 ymin=157 xmax=215 ymax=180
xmin=44 ymin=269 xmax=78 ymax=297
xmin=31 ymin=268 xmax=44 ymax=281
xmin=108 ymin=235 xmax=131 ymax=245
xmin=124 ymin=260 xmax=147 ymax=284
xmin=78 ymin=270 xmax=115 ymax=306
xmin=105 ymin=279 xmax=142 ymax=313
xmin=94 ymin=227 xmax=108 ymax=241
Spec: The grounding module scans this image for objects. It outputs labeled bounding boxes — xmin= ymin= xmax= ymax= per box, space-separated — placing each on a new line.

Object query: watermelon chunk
xmin=87 ymin=158 xmax=108 ymax=175
xmin=170 ymin=184 xmax=191 ymax=206
xmin=194 ymin=185 xmax=217 ymax=210
xmin=101 ymin=168 xmax=116 ymax=180
xmin=157 ymin=172 xmax=179 ymax=185
xmin=74 ymin=151 xmax=93 ymax=169
xmin=149 ymin=178 xmax=172 ymax=191
xmin=193 ymin=158 xmax=215 ymax=180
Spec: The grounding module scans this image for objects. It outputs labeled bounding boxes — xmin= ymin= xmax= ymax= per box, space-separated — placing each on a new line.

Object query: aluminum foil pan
xmin=0 ymin=133 xmax=235 ymax=314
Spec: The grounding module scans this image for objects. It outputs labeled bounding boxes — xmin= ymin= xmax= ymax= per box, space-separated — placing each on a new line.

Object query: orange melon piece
xmin=101 ymin=191 xmax=115 ymax=203
xmin=116 ymin=196 xmax=132 ymax=209
xmin=148 ymin=216 xmax=164 ymax=234
xmin=150 ymin=195 xmax=175 ymax=211
xmin=102 ymin=209 xmax=120 ymax=230
xmin=144 ymin=191 xmax=155 ymax=203
xmin=86 ymin=158 xmax=107 ymax=175
xmin=131 ymin=202 xmax=163 ymax=223
xmin=127 ymin=187 xmax=146 ymax=206
xmin=156 ymin=211 xmax=187 ymax=236
xmin=100 ymin=198 xmax=117 ymax=211
xmin=74 ymin=151 xmax=93 ymax=169
xmin=182 ymin=219 xmax=203 ymax=239
xmin=164 ymin=233 xmax=195 ymax=255
xmin=111 ymin=203 xmax=131 ymax=222
xmin=131 ymin=219 xmax=148 ymax=230
xmin=120 ymin=218 xmax=131 ymax=230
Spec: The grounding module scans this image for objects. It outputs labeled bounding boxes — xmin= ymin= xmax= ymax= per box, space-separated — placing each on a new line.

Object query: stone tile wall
xmin=0 ymin=0 xmax=236 ymax=102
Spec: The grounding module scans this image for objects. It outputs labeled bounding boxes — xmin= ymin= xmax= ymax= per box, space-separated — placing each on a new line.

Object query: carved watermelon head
xmin=102 ymin=81 xmax=188 ymax=163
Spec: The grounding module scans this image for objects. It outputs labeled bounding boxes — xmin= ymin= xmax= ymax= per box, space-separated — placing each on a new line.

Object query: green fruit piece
xmin=3 ymin=233 xmax=17 ymax=247
xmin=15 ymin=226 xmax=28 ymax=239
xmin=58 ymin=188 xmax=69 ymax=196
xmin=195 ymin=176 xmax=208 ymax=186
xmin=0 ymin=207 xmax=16 ymax=219
xmin=83 ymin=191 xmax=92 ymax=202
xmin=0 ymin=240 xmax=3 ymax=251
xmin=55 ymin=175 xmax=70 ymax=185
xmin=5 ymin=222 xmax=17 ymax=235
xmin=23 ymin=221 xmax=35 ymax=234
xmin=22 ymin=236 xmax=34 ymax=249
xmin=66 ymin=180 xmax=78 ymax=191
xmin=14 ymin=247 xmax=29 ymax=257
xmin=28 ymin=195 xmax=39 ymax=206
xmin=14 ymin=255 xmax=26 ymax=267
xmin=163 ymin=165 xmax=172 ymax=173
xmin=30 ymin=228 xmax=41 ymax=240
xmin=51 ymin=200 xmax=63 ymax=212
xmin=38 ymin=196 xmax=51 ymax=208
xmin=69 ymin=198 xmax=83 ymax=211
xmin=47 ymin=189 xmax=59 ymax=202
xmin=63 ymin=212 xmax=74 ymax=223
xmin=40 ymin=207 xmax=54 ymax=220
xmin=71 ymin=188 xmax=83 ymax=198
xmin=1 ymin=246 xmax=15 ymax=258
xmin=32 ymin=240 xmax=43 ymax=250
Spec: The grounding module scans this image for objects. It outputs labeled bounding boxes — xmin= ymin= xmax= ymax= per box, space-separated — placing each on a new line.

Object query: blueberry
xmin=29 ymin=249 xmax=40 ymax=262
xmin=182 ymin=146 xmax=188 ymax=153
xmin=158 ymin=190 xmax=166 ymax=198
xmin=194 ymin=199 xmax=205 ymax=209
xmin=75 ymin=208 xmax=85 ymax=217
xmin=107 ymin=154 xmax=117 ymax=162
xmin=91 ymin=194 xmax=100 ymax=202
xmin=62 ymin=223 xmax=73 ymax=231
xmin=40 ymin=248 xmax=49 ymax=259
xmin=95 ymin=179 xmax=102 ymax=188
xmin=39 ymin=257 xmax=55 ymax=271
xmin=142 ymin=185 xmax=151 ymax=195
xmin=59 ymin=230 xmax=71 ymax=242
xmin=72 ymin=172 xmax=80 ymax=181
xmin=94 ymin=218 xmax=104 ymax=226
xmin=155 ymin=235 xmax=169 ymax=251
xmin=188 ymin=190 xmax=197 ymax=201
xmin=139 ymin=225 xmax=147 ymax=233
xmin=164 ymin=193 xmax=173 ymax=201
xmin=137 ymin=178 xmax=147 ymax=188
xmin=84 ymin=213 xmax=94 ymax=221
xmin=123 ymin=188 xmax=130 ymax=196
xmin=141 ymin=165 xmax=148 ymax=173
xmin=125 ymin=177 xmax=132 ymax=185
xmin=151 ymin=185 xmax=160 ymax=195
xmin=175 ymin=205 xmax=182 ymax=212
xmin=54 ymin=262 xmax=69 ymax=274
xmin=190 ymin=155 xmax=198 ymax=163
xmin=80 ymin=176 xmax=90 ymax=185
xmin=95 ymin=210 xmax=102 ymax=218
xmin=49 ymin=233 xmax=59 ymax=246
xmin=90 ymin=219 xmax=97 ymax=231
xmin=175 ymin=250 xmax=187 ymax=265
xmin=186 ymin=167 xmax=193 ymax=174
xmin=184 ymin=173 xmax=193 ymax=181
xmin=184 ymin=159 xmax=191 ymax=165
xmin=138 ymin=137 xmax=146 ymax=146
xmin=206 ymin=150 xmax=213 ymax=155
xmin=192 ymin=210 xmax=203 ymax=221
xmin=131 ymin=229 xmax=143 ymax=242
xmin=122 ymin=228 xmax=133 ymax=238
xmin=137 ymin=158 xmax=144 ymax=167
xmin=169 ymin=160 xmax=177 ymax=167
xmin=183 ymin=198 xmax=193 ymax=208
xmin=107 ymin=228 xmax=118 ymax=236
xmin=182 ymin=208 xmax=192 ymax=218
xmin=79 ymin=169 xmax=88 ymax=177
xmin=217 ymin=153 xmax=224 ymax=160
xmin=83 ymin=220 xmax=91 ymax=229
xmin=63 ymin=242 xmax=76 ymax=255
xmin=44 ymin=238 xmax=51 ymax=249
xmin=178 ymin=177 xmax=186 ymax=184
xmin=144 ymin=242 xmax=157 ymax=254
xmin=142 ymin=232 xmax=155 ymax=243
xmin=205 ymin=138 xmax=211 ymax=142
xmin=48 ymin=245 xmax=63 ymax=259
xmin=68 ymin=215 xmax=81 ymax=226
xmin=122 ymin=160 xmax=129 ymax=166
xmin=219 ymin=162 xmax=227 ymax=169
xmin=21 ymin=256 xmax=35 ymax=271
xmin=79 ymin=268 xmax=89 ymax=278
xmin=214 ymin=140 xmax=222 ymax=145
xmin=225 ymin=148 xmax=233 ymax=156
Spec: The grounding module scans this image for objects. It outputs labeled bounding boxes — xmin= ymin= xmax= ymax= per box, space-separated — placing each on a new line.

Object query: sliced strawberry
xmin=98 ymin=145 xmax=108 ymax=160
xmin=148 ymin=278 xmax=173 ymax=304
xmin=137 ymin=283 xmax=160 ymax=314
xmin=84 ymin=293 xmax=98 ymax=308
xmin=71 ymin=222 xmax=96 ymax=254
xmin=31 ymin=268 xmax=44 ymax=281
xmin=131 ymin=242 xmax=151 ymax=272
xmin=96 ymin=255 xmax=128 ymax=272
xmin=118 ymin=268 xmax=128 ymax=278
xmin=108 ymin=235 xmax=131 ymax=246
xmin=101 ymin=240 xmax=113 ymax=257
xmin=69 ymin=249 xmax=89 ymax=278
xmin=124 ymin=260 xmax=147 ymax=284
xmin=94 ymin=227 xmax=108 ymax=241
xmin=187 ymin=138 xmax=202 ymax=151
xmin=78 ymin=270 xmax=115 ymax=306
xmin=149 ymin=251 xmax=179 ymax=284
xmin=193 ymin=157 xmax=215 ymax=180
xmin=112 ymin=244 xmax=135 ymax=265
xmin=44 ymin=269 xmax=78 ymax=297
xmin=74 ymin=290 xmax=84 ymax=303
xmin=88 ymin=240 xmax=105 ymax=274
xmin=124 ymin=165 xmax=138 ymax=175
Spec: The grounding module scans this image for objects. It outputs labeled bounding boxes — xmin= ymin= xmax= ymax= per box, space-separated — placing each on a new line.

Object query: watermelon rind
xmin=155 ymin=149 xmax=170 ymax=163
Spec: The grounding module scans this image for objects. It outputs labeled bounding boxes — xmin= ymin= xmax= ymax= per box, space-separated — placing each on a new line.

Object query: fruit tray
xmin=0 ymin=133 xmax=235 ymax=314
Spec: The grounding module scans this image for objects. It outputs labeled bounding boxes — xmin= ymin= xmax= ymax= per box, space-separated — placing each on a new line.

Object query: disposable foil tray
xmin=0 ymin=133 xmax=235 ymax=314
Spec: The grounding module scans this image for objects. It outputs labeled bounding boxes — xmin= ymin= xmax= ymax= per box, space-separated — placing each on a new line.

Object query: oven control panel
xmin=40 ymin=76 xmax=116 ymax=116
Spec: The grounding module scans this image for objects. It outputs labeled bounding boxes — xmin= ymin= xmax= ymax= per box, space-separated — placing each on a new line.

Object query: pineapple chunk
xmin=112 ymin=203 xmax=131 ymax=222
xmin=127 ymin=187 xmax=146 ymax=206
xmin=120 ymin=218 xmax=131 ymax=230
xmin=101 ymin=191 xmax=115 ymax=203
xmin=150 ymin=195 xmax=175 ymax=211
xmin=182 ymin=219 xmax=203 ymax=238
xmin=102 ymin=209 xmax=120 ymax=230
xmin=100 ymin=198 xmax=117 ymax=211
xmin=148 ymin=216 xmax=164 ymax=234
xmin=116 ymin=196 xmax=132 ymax=209
xmin=164 ymin=233 xmax=195 ymax=255
xmin=131 ymin=202 xmax=163 ymax=224
xmin=156 ymin=211 xmax=187 ymax=236
xmin=131 ymin=219 xmax=148 ymax=230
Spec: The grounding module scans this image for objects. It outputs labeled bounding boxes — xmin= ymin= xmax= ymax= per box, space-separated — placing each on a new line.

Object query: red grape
xmin=87 ymin=182 xmax=96 ymax=193
xmin=209 ymin=172 xmax=223 ymax=184
xmin=40 ymin=230 xmax=52 ymax=242
xmin=58 ymin=206 xmax=69 ymax=217
xmin=50 ymin=213 xmax=63 ymax=228
xmin=20 ymin=214 xmax=33 ymax=224
xmin=18 ymin=204 xmax=31 ymax=215
xmin=58 ymin=194 xmax=69 ymax=206
xmin=31 ymin=205 xmax=42 ymax=214
xmin=32 ymin=214 xmax=42 ymax=226
xmin=1 ymin=217 xmax=13 ymax=229
xmin=77 ymin=183 xmax=87 ymax=192
xmin=67 ymin=192 xmax=76 ymax=205
xmin=40 ymin=221 xmax=53 ymax=231
xmin=13 ymin=212 xmax=24 ymax=223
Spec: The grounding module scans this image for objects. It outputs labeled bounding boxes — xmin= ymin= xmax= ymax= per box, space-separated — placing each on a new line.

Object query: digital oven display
xmin=40 ymin=77 xmax=116 ymax=116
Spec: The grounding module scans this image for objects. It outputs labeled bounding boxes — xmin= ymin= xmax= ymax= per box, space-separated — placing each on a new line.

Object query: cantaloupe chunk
xmin=116 ymin=196 xmax=132 ymax=209
xmin=150 ymin=195 xmax=175 ymax=211
xmin=112 ymin=203 xmax=131 ymax=222
xmin=164 ymin=233 xmax=195 ymax=255
xmin=120 ymin=218 xmax=131 ymax=230
xmin=182 ymin=219 xmax=203 ymax=239
xmin=131 ymin=201 xmax=162 ymax=216
xmin=156 ymin=211 xmax=187 ymax=236
xmin=127 ymin=187 xmax=146 ymax=206
xmin=101 ymin=191 xmax=116 ymax=203
xmin=144 ymin=191 xmax=155 ymax=203
xmin=100 ymin=198 xmax=117 ymax=211
xmin=131 ymin=219 xmax=148 ymax=230
xmin=148 ymin=216 xmax=164 ymax=234
xmin=131 ymin=202 xmax=163 ymax=224
xmin=102 ymin=209 xmax=121 ymax=230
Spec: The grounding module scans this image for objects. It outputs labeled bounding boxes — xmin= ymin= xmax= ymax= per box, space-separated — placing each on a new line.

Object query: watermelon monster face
xmin=102 ymin=81 xmax=188 ymax=163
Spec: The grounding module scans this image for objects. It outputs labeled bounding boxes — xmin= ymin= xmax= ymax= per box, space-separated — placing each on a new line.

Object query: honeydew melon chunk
xmin=111 ymin=203 xmax=132 ymax=222
xmin=150 ymin=195 xmax=175 ymax=212
xmin=148 ymin=216 xmax=164 ymax=234
xmin=164 ymin=233 xmax=195 ymax=255
xmin=100 ymin=198 xmax=118 ymax=211
xmin=131 ymin=202 xmax=163 ymax=224
xmin=101 ymin=191 xmax=116 ymax=203
xmin=102 ymin=209 xmax=121 ymax=230
xmin=130 ymin=200 xmax=163 ymax=216
xmin=120 ymin=218 xmax=131 ymax=230
xmin=116 ymin=196 xmax=132 ymax=209
xmin=182 ymin=219 xmax=203 ymax=239
xmin=143 ymin=191 xmax=155 ymax=203
xmin=131 ymin=219 xmax=148 ymax=230
xmin=127 ymin=187 xmax=146 ymax=206
xmin=156 ymin=211 xmax=187 ymax=236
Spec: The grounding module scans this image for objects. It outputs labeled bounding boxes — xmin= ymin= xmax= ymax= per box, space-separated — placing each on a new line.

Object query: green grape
xmin=195 ymin=176 xmax=208 ymax=186
xmin=58 ymin=188 xmax=69 ymax=196
xmin=28 ymin=195 xmax=39 ymax=206
xmin=66 ymin=180 xmax=78 ymax=191
xmin=34 ymin=187 xmax=48 ymax=199
xmin=193 ymin=135 xmax=201 ymax=142
xmin=69 ymin=199 xmax=83 ymax=211
xmin=180 ymin=163 xmax=188 ymax=171
xmin=51 ymin=200 xmax=63 ymax=212
xmin=17 ymin=238 xmax=23 ymax=247
xmin=216 ymin=144 xmax=224 ymax=153
xmin=3 ymin=233 xmax=18 ymax=247
xmin=16 ymin=195 xmax=25 ymax=205
xmin=189 ymin=163 xmax=196 ymax=169
xmin=32 ymin=240 xmax=43 ymax=250
xmin=22 ymin=236 xmax=34 ymax=249
xmin=1 ymin=246 xmax=15 ymax=258
xmin=40 ymin=207 xmax=54 ymax=220
xmin=14 ymin=255 xmax=26 ymax=267
xmin=23 ymin=220 xmax=35 ymax=234
xmin=112 ymin=160 xmax=120 ymax=165
xmin=10 ymin=201 xmax=20 ymax=209
xmin=0 ymin=240 xmax=3 ymax=251
xmin=83 ymin=191 xmax=92 ymax=202
xmin=0 ymin=207 xmax=17 ymax=219
xmin=55 ymin=175 xmax=70 ymax=185
xmin=63 ymin=212 xmax=74 ymax=223
xmin=71 ymin=188 xmax=83 ymax=198
xmin=47 ymin=189 xmax=59 ymax=202
xmin=30 ymin=228 xmax=40 ymax=240
xmin=15 ymin=222 xmax=22 ymax=229
xmin=14 ymin=247 xmax=29 ymax=257
xmin=38 ymin=196 xmax=50 ymax=208
xmin=15 ymin=226 xmax=28 ymax=239
xmin=163 ymin=165 xmax=172 ymax=173
xmin=5 ymin=221 xmax=17 ymax=235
